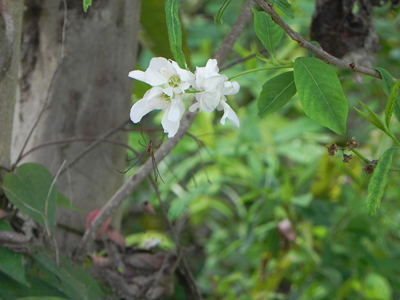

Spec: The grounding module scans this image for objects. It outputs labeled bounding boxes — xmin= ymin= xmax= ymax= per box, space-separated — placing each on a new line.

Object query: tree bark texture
xmin=310 ymin=0 xmax=381 ymax=59
xmin=12 ymin=0 xmax=141 ymax=254
xmin=0 ymin=0 xmax=23 ymax=172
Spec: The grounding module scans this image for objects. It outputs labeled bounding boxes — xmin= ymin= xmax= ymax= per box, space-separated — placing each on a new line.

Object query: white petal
xmin=130 ymin=88 xmax=168 ymax=123
xmin=188 ymin=102 xmax=200 ymax=112
xmin=222 ymin=81 xmax=240 ymax=95
xmin=204 ymin=59 xmax=220 ymax=75
xmin=129 ymin=57 xmax=175 ymax=87
xmin=161 ymin=106 xmax=180 ymax=138
xmin=128 ymin=70 xmax=145 ymax=81
xmin=129 ymin=67 xmax=166 ymax=87
xmin=168 ymin=98 xmax=185 ymax=122
xmin=219 ymin=101 xmax=240 ymax=127
xmin=196 ymin=90 xmax=221 ymax=113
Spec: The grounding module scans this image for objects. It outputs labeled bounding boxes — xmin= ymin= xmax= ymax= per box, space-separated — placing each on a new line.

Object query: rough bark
xmin=12 ymin=0 xmax=141 ymax=254
xmin=310 ymin=0 xmax=381 ymax=59
xmin=0 ymin=0 xmax=23 ymax=172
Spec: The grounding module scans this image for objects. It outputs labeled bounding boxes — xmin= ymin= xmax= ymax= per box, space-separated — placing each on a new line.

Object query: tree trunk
xmin=12 ymin=0 xmax=141 ymax=254
xmin=0 ymin=0 xmax=23 ymax=173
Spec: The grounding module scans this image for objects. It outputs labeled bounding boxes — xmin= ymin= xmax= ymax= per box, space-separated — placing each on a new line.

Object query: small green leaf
xmin=257 ymin=71 xmax=297 ymax=117
xmin=57 ymin=192 xmax=82 ymax=212
xmin=31 ymin=254 xmax=103 ymax=300
xmin=0 ymin=246 xmax=29 ymax=287
xmin=293 ymin=57 xmax=348 ymax=135
xmin=82 ymin=0 xmax=91 ymax=12
xmin=364 ymin=272 xmax=392 ymax=300
xmin=366 ymin=147 xmax=398 ymax=215
xmin=354 ymin=107 xmax=381 ymax=130
xmin=3 ymin=163 xmax=57 ymax=231
xmin=214 ymin=0 xmax=231 ymax=24
xmin=165 ymin=0 xmax=186 ymax=69
xmin=169 ymin=183 xmax=211 ymax=220
xmin=252 ymin=7 xmax=284 ymax=58
xmin=375 ymin=67 xmax=400 ymax=124
xmin=354 ymin=102 xmax=387 ymax=132
xmin=268 ymin=0 xmax=294 ymax=18
xmin=385 ymin=78 xmax=400 ymax=128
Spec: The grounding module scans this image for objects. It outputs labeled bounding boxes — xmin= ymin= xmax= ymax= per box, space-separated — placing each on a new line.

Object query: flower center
xmin=168 ymin=75 xmax=181 ymax=88
xmin=162 ymin=93 xmax=171 ymax=102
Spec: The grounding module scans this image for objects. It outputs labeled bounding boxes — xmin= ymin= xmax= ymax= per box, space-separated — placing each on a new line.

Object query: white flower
xmin=130 ymin=87 xmax=185 ymax=138
xmin=129 ymin=57 xmax=194 ymax=97
xmin=218 ymin=98 xmax=240 ymax=127
xmin=189 ymin=59 xmax=240 ymax=127
xmin=129 ymin=57 xmax=194 ymax=138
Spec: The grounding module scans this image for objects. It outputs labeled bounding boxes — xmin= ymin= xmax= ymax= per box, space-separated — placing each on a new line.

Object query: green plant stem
xmin=351 ymin=149 xmax=370 ymax=164
xmin=352 ymin=148 xmax=400 ymax=172
xmin=229 ymin=64 xmax=293 ymax=80
xmin=387 ymin=132 xmax=400 ymax=148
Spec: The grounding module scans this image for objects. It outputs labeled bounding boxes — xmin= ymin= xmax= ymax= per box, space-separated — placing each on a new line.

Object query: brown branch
xmin=253 ymin=0 xmax=382 ymax=79
xmin=73 ymin=0 xmax=254 ymax=261
xmin=0 ymin=230 xmax=31 ymax=244
xmin=215 ymin=0 xmax=255 ymax=65
xmin=19 ymin=136 xmax=137 ymax=162
xmin=73 ymin=110 xmax=198 ymax=260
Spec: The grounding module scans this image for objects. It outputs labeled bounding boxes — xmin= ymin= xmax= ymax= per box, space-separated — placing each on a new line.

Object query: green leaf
xmin=252 ymin=7 xmax=284 ymax=58
xmin=257 ymin=71 xmax=296 ymax=117
xmin=141 ymin=0 xmax=172 ymax=59
xmin=57 ymin=192 xmax=82 ymax=212
xmin=141 ymin=0 xmax=191 ymax=68
xmin=375 ymin=67 xmax=400 ymax=124
xmin=3 ymin=163 xmax=57 ymax=232
xmin=364 ymin=272 xmax=392 ymax=300
xmin=354 ymin=102 xmax=386 ymax=132
xmin=385 ymin=78 xmax=400 ymax=128
xmin=293 ymin=57 xmax=348 ymax=135
xmin=165 ymin=0 xmax=186 ymax=69
xmin=82 ymin=0 xmax=91 ymax=12
xmin=16 ymin=297 xmax=68 ymax=300
xmin=169 ymin=182 xmax=213 ymax=220
xmin=0 ymin=246 xmax=29 ymax=287
xmin=0 ymin=272 xmax=68 ymax=299
xmin=366 ymin=147 xmax=397 ymax=215
xmin=31 ymin=253 xmax=103 ymax=300
xmin=268 ymin=0 xmax=294 ymax=18
xmin=214 ymin=0 xmax=231 ymax=24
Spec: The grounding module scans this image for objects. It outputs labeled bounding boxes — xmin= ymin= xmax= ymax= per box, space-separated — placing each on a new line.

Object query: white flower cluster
xmin=129 ymin=57 xmax=240 ymax=138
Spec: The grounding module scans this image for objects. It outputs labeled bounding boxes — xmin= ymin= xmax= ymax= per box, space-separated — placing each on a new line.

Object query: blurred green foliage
xmin=128 ymin=0 xmax=400 ymax=299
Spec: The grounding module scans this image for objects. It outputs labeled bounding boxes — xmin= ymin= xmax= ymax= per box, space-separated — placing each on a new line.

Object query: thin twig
xmin=253 ymin=0 xmax=382 ymax=79
xmin=61 ymin=0 xmax=67 ymax=58
xmin=45 ymin=160 xmax=67 ymax=265
xmin=73 ymin=110 xmax=198 ymax=260
xmin=185 ymin=132 xmax=211 ymax=184
xmin=60 ymin=119 xmax=131 ymax=174
xmin=20 ymin=137 xmax=136 ymax=162
xmin=220 ymin=49 xmax=268 ymax=72
xmin=13 ymin=60 xmax=65 ymax=168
